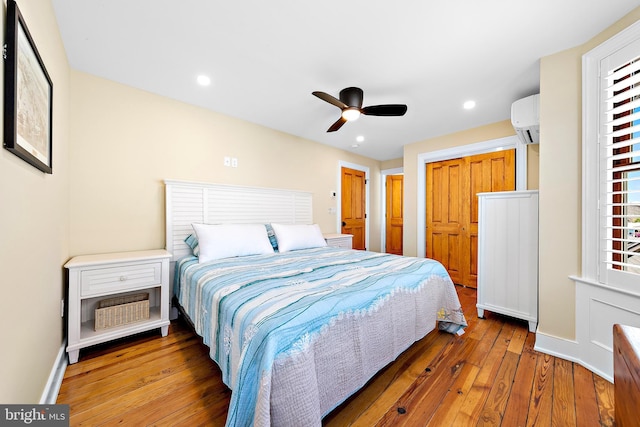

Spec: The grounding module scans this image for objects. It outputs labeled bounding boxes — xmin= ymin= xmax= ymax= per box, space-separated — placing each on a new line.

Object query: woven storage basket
xmin=94 ymin=292 xmax=149 ymax=330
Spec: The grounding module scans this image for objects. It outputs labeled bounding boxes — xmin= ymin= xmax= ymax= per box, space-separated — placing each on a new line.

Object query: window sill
xmin=570 ymin=275 xmax=640 ymax=298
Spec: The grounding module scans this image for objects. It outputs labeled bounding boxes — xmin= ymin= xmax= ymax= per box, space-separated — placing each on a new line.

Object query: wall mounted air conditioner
xmin=511 ymin=94 xmax=540 ymax=144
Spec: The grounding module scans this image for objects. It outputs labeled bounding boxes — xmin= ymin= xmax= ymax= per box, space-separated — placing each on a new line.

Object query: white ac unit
xmin=511 ymin=94 xmax=540 ymax=144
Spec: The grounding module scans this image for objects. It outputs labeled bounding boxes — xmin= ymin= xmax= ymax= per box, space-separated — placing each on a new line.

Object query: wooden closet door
xmin=466 ymin=149 xmax=516 ymax=288
xmin=426 ymin=149 xmax=515 ymax=288
xmin=426 ymin=158 xmax=466 ymax=285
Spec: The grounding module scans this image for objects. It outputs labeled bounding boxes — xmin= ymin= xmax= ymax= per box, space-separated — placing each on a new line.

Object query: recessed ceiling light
xmin=463 ymin=100 xmax=476 ymax=110
xmin=197 ymin=75 xmax=211 ymax=86
xmin=356 ymin=135 xmax=365 ymax=142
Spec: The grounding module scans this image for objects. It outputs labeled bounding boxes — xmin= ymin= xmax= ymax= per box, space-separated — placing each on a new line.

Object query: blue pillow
xmin=184 ymin=234 xmax=200 ymax=256
xmin=265 ymin=224 xmax=279 ymax=251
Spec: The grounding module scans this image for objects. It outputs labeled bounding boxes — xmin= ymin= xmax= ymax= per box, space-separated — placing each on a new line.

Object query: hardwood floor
xmin=57 ymin=286 xmax=616 ymax=426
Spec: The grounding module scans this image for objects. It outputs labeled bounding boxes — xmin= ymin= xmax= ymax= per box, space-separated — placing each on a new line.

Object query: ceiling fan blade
xmin=362 ymin=104 xmax=408 ymax=116
xmin=312 ymin=91 xmax=348 ymax=109
xmin=339 ymin=87 xmax=364 ymax=108
xmin=327 ymin=116 xmax=347 ymax=132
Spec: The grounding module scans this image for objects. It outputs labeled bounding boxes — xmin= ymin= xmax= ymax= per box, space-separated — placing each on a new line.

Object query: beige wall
xmin=69 ymin=71 xmax=383 ymax=256
xmin=538 ymin=7 xmax=640 ymax=340
xmin=538 ymin=46 xmax=582 ymax=339
xmin=0 ymin=0 xmax=70 ymax=403
xmin=528 ymin=143 xmax=539 ymax=189
xmin=402 ymin=120 xmax=519 ymax=257
xmin=381 ymin=157 xmax=403 ymax=170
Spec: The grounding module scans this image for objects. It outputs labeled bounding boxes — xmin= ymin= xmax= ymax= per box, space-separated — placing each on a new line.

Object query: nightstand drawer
xmin=329 ymin=238 xmax=351 ymax=248
xmin=80 ymin=262 xmax=162 ymax=297
xmin=323 ymin=234 xmax=353 ymax=249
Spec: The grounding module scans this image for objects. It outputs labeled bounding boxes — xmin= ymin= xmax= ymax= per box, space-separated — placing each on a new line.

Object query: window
xmin=583 ymin=22 xmax=640 ymax=291
xmin=606 ymin=60 xmax=640 ymax=276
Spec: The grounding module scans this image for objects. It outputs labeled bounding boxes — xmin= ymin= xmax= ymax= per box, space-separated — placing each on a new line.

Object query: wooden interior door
xmin=385 ymin=174 xmax=403 ymax=255
xmin=426 ymin=149 xmax=515 ymax=288
xmin=341 ymin=167 xmax=366 ymax=250
xmin=426 ymin=158 xmax=465 ymax=285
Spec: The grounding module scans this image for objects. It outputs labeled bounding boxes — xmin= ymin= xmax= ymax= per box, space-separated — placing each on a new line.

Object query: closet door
xmin=466 ymin=150 xmax=516 ymax=287
xmin=426 ymin=149 xmax=515 ymax=288
xmin=426 ymin=158 xmax=466 ymax=285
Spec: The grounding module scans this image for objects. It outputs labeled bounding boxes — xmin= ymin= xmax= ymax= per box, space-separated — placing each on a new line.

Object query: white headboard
xmin=164 ymin=179 xmax=313 ymax=261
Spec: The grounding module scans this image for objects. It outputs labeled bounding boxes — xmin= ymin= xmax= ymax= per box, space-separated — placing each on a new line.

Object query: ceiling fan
xmin=312 ymin=87 xmax=407 ymax=132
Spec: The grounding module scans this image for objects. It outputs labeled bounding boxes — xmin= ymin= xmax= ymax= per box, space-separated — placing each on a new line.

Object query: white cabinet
xmin=65 ymin=249 xmax=171 ymax=363
xmin=323 ymin=233 xmax=353 ymax=249
xmin=477 ymin=191 xmax=538 ymax=332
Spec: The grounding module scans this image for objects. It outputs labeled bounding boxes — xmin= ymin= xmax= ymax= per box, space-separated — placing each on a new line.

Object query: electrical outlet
xmin=231 ymin=157 xmax=238 ymax=168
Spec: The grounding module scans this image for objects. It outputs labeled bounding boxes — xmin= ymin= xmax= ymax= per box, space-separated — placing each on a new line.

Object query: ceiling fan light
xmin=342 ymin=108 xmax=361 ymax=121
xmin=196 ymin=75 xmax=211 ymax=86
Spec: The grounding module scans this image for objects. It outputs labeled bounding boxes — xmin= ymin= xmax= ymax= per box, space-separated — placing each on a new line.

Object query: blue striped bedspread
xmin=174 ymin=247 xmax=467 ymax=427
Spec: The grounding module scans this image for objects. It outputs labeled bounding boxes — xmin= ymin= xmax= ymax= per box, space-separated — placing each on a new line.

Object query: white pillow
xmin=271 ymin=223 xmax=327 ymax=253
xmin=192 ymin=223 xmax=274 ymax=263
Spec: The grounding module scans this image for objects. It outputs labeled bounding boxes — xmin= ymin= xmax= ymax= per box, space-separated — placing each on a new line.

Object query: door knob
xmin=342 ymin=221 xmax=346 ymax=227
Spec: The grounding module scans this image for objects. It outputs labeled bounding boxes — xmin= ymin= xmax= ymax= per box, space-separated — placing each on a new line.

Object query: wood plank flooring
xmin=57 ymin=286 xmax=616 ymax=426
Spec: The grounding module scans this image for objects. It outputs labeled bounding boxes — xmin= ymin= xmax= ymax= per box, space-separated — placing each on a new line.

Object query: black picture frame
xmin=4 ymin=0 xmax=53 ymax=174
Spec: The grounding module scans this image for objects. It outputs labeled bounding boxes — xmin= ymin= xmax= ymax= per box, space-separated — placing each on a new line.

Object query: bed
xmin=165 ymin=180 xmax=467 ymax=427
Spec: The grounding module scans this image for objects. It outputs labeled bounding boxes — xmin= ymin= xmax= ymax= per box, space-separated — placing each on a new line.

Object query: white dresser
xmin=476 ymin=190 xmax=539 ymax=332
xmin=65 ymin=249 xmax=171 ymax=363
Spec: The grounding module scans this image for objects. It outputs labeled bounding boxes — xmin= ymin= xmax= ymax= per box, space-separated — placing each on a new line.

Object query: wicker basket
xmin=94 ymin=293 xmax=150 ymax=330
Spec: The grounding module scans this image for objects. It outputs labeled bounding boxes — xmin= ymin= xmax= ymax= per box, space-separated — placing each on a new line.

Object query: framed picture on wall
xmin=3 ymin=0 xmax=53 ymax=174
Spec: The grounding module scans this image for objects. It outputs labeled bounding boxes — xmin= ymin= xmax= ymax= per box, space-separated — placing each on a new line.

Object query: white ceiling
xmin=51 ymin=0 xmax=639 ymax=161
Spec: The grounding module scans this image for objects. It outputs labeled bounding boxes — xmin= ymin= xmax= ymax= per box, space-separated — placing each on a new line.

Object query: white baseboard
xmin=534 ymin=331 xmax=612 ymax=383
xmin=535 ymin=275 xmax=640 ymax=384
xmin=40 ymin=340 xmax=68 ymax=404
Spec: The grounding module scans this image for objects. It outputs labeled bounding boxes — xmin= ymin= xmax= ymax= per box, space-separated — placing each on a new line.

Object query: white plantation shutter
xmin=598 ymin=38 xmax=640 ymax=289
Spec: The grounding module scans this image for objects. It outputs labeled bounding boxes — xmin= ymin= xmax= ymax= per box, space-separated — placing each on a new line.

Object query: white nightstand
xmin=323 ymin=233 xmax=353 ymax=249
xmin=64 ymin=249 xmax=171 ymax=364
